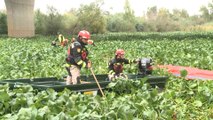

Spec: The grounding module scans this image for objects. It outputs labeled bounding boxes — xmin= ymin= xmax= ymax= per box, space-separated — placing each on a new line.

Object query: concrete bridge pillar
xmin=5 ymin=0 xmax=35 ymax=37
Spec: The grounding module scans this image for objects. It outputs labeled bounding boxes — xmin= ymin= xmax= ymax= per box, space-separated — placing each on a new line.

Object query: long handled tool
xmin=89 ymin=68 xmax=105 ymax=97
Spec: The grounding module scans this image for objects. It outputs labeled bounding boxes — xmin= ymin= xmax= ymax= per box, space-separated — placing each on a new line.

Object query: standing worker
xmin=65 ymin=30 xmax=94 ymax=85
xmin=108 ymin=49 xmax=138 ymax=80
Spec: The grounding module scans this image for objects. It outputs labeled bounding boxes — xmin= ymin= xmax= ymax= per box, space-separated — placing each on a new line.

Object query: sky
xmin=0 ymin=0 xmax=211 ymax=16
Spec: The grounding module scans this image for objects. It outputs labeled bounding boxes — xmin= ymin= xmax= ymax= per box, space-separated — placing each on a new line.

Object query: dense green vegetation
xmin=0 ymin=32 xmax=213 ymax=119
xmin=1 ymin=77 xmax=213 ymax=119
xmin=0 ymin=32 xmax=212 ymax=79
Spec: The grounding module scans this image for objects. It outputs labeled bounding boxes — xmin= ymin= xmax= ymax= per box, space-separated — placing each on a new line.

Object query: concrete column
xmin=5 ymin=0 xmax=35 ymax=37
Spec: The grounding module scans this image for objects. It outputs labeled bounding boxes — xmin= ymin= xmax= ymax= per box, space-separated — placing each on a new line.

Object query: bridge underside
xmin=5 ymin=0 xmax=35 ymax=37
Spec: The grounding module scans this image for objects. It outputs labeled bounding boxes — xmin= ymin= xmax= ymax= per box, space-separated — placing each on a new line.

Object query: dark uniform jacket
xmin=108 ymin=58 xmax=133 ymax=75
xmin=66 ymin=39 xmax=89 ymax=68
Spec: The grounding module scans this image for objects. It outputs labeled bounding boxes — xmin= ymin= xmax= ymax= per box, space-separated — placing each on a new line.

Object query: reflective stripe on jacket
xmin=58 ymin=34 xmax=65 ymax=43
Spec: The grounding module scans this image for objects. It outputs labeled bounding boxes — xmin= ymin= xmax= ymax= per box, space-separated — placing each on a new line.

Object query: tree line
xmin=0 ymin=0 xmax=213 ymax=35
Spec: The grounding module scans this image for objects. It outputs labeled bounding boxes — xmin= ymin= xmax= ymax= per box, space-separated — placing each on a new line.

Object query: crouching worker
xmin=65 ymin=30 xmax=93 ymax=85
xmin=108 ymin=49 xmax=138 ymax=81
xmin=52 ymin=32 xmax=68 ymax=47
xmin=138 ymin=58 xmax=153 ymax=75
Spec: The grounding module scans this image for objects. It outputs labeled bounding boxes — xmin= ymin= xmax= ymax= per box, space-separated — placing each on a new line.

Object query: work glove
xmin=88 ymin=40 xmax=96 ymax=46
xmin=109 ymin=72 xmax=117 ymax=81
xmin=134 ymin=58 xmax=140 ymax=63
xmin=71 ymin=38 xmax=76 ymax=43
xmin=51 ymin=41 xmax=56 ymax=46
xmin=87 ymin=60 xmax=92 ymax=68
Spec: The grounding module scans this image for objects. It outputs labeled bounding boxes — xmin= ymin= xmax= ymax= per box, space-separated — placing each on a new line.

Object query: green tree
xmin=62 ymin=9 xmax=78 ymax=35
xmin=147 ymin=6 xmax=157 ymax=20
xmin=172 ymin=9 xmax=189 ymax=20
xmin=107 ymin=13 xmax=135 ymax=32
xmin=199 ymin=0 xmax=213 ymax=22
xmin=155 ymin=8 xmax=180 ymax=32
xmin=200 ymin=6 xmax=211 ymax=21
xmin=0 ymin=11 xmax=7 ymax=34
xmin=45 ymin=6 xmax=63 ymax=35
xmin=208 ymin=0 xmax=213 ymax=20
xmin=34 ymin=9 xmax=46 ymax=34
xmin=124 ymin=0 xmax=135 ymax=22
xmin=77 ymin=0 xmax=106 ymax=34
xmin=171 ymin=9 xmax=191 ymax=30
xmin=208 ymin=0 xmax=213 ymax=14
xmin=123 ymin=0 xmax=136 ymax=32
xmin=189 ymin=15 xmax=205 ymax=25
xmin=104 ymin=0 xmax=137 ymax=32
xmin=144 ymin=6 xmax=158 ymax=31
